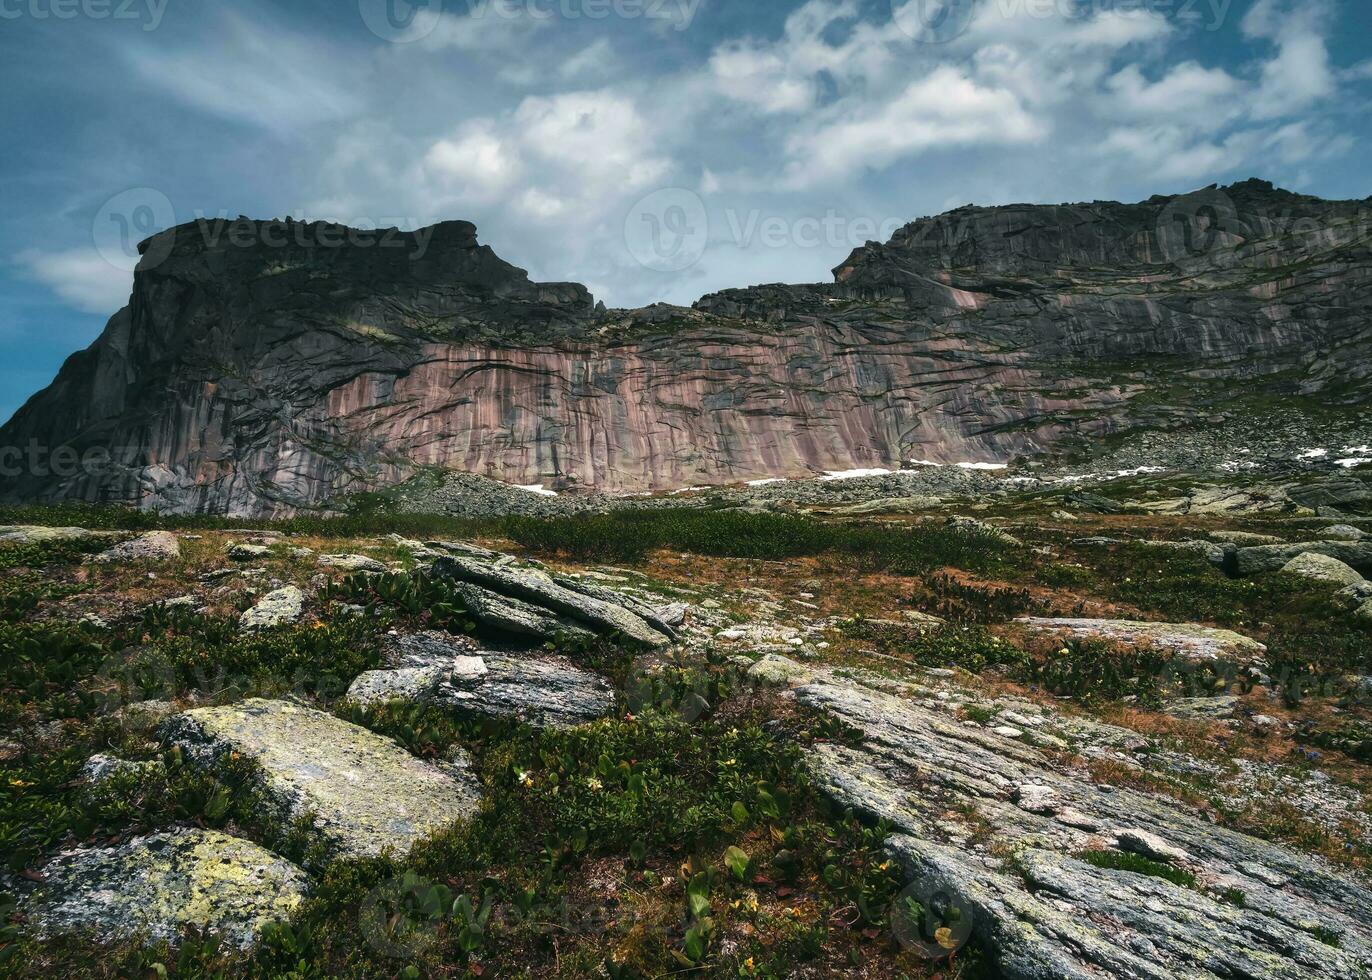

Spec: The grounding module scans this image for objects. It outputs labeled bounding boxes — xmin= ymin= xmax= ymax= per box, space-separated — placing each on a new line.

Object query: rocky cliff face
xmin=2 ymin=179 xmax=1369 ymax=515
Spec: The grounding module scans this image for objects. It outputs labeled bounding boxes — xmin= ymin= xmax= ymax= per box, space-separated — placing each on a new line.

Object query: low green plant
xmin=1079 ymin=849 xmax=1196 ymax=889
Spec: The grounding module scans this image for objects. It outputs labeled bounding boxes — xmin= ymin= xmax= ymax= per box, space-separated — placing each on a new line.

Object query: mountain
xmin=2 ymin=179 xmax=1369 ymax=516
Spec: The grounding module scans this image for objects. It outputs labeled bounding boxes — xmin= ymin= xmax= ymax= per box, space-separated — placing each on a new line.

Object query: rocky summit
xmin=1 ymin=179 xmax=1370 ymax=516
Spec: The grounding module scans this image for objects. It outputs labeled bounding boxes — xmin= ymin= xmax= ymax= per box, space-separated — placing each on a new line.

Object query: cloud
xmin=16 ymin=249 xmax=134 ymax=316
xmin=423 ymin=121 xmax=524 ymax=200
xmin=560 ymin=38 xmax=616 ymax=79
xmin=120 ymin=11 xmax=362 ymax=133
xmin=1242 ymin=0 xmax=1336 ymax=119
xmin=1106 ymin=62 xmax=1242 ymax=118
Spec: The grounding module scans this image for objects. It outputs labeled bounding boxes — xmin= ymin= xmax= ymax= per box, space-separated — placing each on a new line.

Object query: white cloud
xmin=1106 ymin=62 xmax=1241 ymax=118
xmin=1098 ymin=125 xmax=1249 ymax=181
xmin=17 ymin=249 xmax=134 ymax=316
xmin=513 ymin=90 xmax=670 ymax=193
xmin=1242 ymin=0 xmax=1336 ymax=119
xmin=423 ymin=121 xmax=523 ymax=199
xmin=560 ymin=38 xmax=616 ymax=80
xmin=782 ymin=67 xmax=1041 ymax=186
xmin=121 ymin=11 xmax=361 ymax=133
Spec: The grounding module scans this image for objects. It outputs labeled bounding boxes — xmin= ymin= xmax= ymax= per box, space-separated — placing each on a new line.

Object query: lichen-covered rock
xmin=239 ymin=586 xmax=304 ymax=631
xmin=1320 ymin=524 xmax=1369 ymax=541
xmin=791 ymin=669 xmax=1372 ymax=980
xmin=0 ymin=525 xmax=117 ymax=545
xmin=948 ymin=516 xmax=1022 ymax=547
xmin=91 ymin=531 xmax=181 ymax=563
xmin=21 ymin=828 xmax=307 ymax=950
xmin=227 ymin=543 xmax=271 ymax=561
xmin=747 ymin=653 xmax=816 ymax=686
xmin=448 ymin=580 xmax=597 ymax=643
xmin=317 ymin=554 xmax=387 ymax=573
xmin=1016 ymin=617 xmax=1267 ymax=664
xmin=162 ymin=699 xmax=480 ymax=859
xmin=349 ymin=636 xmax=614 ymax=728
xmin=1235 ymin=541 xmax=1372 ymax=576
xmin=1142 ymin=538 xmax=1230 ymax=566
xmin=1281 ymin=552 xmax=1367 ymax=587
xmin=433 ymin=556 xmax=671 ymax=648
xmin=831 ymin=496 xmax=945 ymax=515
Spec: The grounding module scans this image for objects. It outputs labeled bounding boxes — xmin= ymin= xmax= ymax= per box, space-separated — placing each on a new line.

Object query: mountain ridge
xmin=2 ymin=178 xmax=1369 ymax=516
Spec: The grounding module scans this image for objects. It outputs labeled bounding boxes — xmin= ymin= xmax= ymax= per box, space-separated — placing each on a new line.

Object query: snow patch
xmin=821 ymin=468 xmax=893 ymax=481
xmin=1298 ymin=448 xmax=1329 ymax=460
xmin=956 ymin=462 xmax=1009 ymax=471
xmin=746 ymin=478 xmax=787 ymax=487
xmin=514 ymin=484 xmax=558 ymax=497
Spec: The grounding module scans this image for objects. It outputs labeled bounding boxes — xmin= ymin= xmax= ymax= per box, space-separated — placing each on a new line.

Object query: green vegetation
xmin=1078 ymin=849 xmax=1197 ymax=889
xmin=505 ymin=509 xmax=1010 ymax=573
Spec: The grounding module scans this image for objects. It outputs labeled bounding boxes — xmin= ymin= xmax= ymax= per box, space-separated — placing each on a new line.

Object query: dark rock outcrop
xmin=2 ymin=180 xmax=1369 ymax=515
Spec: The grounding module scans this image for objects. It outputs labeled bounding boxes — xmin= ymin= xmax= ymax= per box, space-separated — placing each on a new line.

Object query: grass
xmin=504 ymin=509 xmax=1011 ymax=574
xmin=1078 ymin=849 xmax=1197 ymax=889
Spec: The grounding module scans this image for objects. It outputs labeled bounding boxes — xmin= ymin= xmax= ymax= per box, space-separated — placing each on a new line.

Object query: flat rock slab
xmin=0 ymin=525 xmax=120 ymax=545
xmin=21 ymin=828 xmax=307 ymax=950
xmin=91 ymin=530 xmax=182 ymax=563
xmin=792 ymin=671 xmax=1372 ymax=980
xmin=239 ymin=586 xmax=304 ymax=631
xmin=1236 ymin=541 xmax=1372 ymax=576
xmin=1016 ymin=617 xmax=1267 ymax=664
xmin=317 ymin=554 xmax=387 ymax=573
xmin=433 ymin=555 xmax=670 ymax=648
xmin=162 ymin=699 xmax=481 ymax=860
xmin=349 ymin=634 xmax=614 ymax=728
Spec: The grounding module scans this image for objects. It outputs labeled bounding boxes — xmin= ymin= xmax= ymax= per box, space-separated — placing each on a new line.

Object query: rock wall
xmin=1 ymin=179 xmax=1368 ymax=515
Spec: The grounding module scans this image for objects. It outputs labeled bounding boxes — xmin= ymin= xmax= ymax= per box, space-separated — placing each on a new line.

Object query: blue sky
xmin=2 ymin=0 xmax=1370 ymax=423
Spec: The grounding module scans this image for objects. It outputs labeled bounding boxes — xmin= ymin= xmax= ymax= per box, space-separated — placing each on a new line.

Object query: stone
xmin=1016 ymin=617 xmax=1267 ymax=664
xmin=747 ymin=653 xmax=816 ymax=687
xmin=433 ymin=556 xmax=671 ymax=648
xmin=1164 ymin=696 xmax=1239 ymax=721
xmin=81 ymin=753 xmax=163 ymax=787
xmin=348 ymin=644 xmax=614 ymax=729
xmin=552 ymin=574 xmax=681 ymax=639
xmin=832 ymin=496 xmax=945 ymax=515
xmin=1235 ymin=541 xmax=1372 ymax=576
xmin=318 ymin=554 xmax=387 ymax=573
xmin=1280 ymin=552 xmax=1367 ymax=587
xmin=163 ymin=699 xmax=481 ymax=860
xmin=91 ymin=531 xmax=181 ymax=563
xmin=791 ymin=667 xmax=1372 ymax=980
xmin=0 ymin=526 xmax=117 ymax=545
xmin=449 ymin=580 xmax=597 ymax=644
xmin=20 ymin=828 xmax=307 ymax=950
xmin=239 ymin=586 xmax=304 ymax=631
xmin=1357 ymin=601 xmax=1372 ymax=624
xmin=1320 ymin=524 xmax=1368 ymax=541
xmin=227 ymin=543 xmax=271 ymax=561
xmin=1207 ymin=530 xmax=1284 ymax=545
xmin=1114 ymin=827 xmax=1189 ymax=864
xmin=1143 ymin=538 xmax=1229 ymax=566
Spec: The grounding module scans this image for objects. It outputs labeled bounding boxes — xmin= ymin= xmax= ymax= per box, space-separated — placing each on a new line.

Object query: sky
xmin=1 ymin=0 xmax=1369 ymax=423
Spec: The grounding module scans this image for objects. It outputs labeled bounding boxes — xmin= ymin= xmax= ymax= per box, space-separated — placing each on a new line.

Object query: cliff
xmin=2 ymin=179 xmax=1369 ymax=515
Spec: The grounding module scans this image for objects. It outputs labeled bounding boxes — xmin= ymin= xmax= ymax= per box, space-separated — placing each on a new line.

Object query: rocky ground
xmin=2 ymin=478 xmax=1372 ymax=978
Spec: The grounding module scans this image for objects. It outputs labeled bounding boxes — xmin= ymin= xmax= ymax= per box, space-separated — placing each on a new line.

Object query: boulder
xmin=1016 ymin=617 xmax=1266 ymax=664
xmin=227 ymin=543 xmax=271 ymax=561
xmin=433 ymin=556 xmax=670 ymax=648
xmin=1207 ymin=530 xmax=1284 ymax=545
xmin=163 ymin=699 xmax=481 ymax=859
xmin=318 ymin=554 xmax=387 ymax=573
xmin=1235 ymin=541 xmax=1372 ymax=576
xmin=1280 ymin=553 xmax=1367 ymax=587
xmin=348 ymin=651 xmax=614 ymax=729
xmin=948 ymin=516 xmax=1023 ymax=546
xmin=1320 ymin=524 xmax=1369 ymax=541
xmin=20 ymin=828 xmax=307 ymax=950
xmin=1143 ymin=538 xmax=1230 ymax=566
xmin=91 ymin=531 xmax=181 ymax=563
xmin=449 ymin=580 xmax=597 ymax=643
xmin=239 ymin=586 xmax=304 ymax=631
